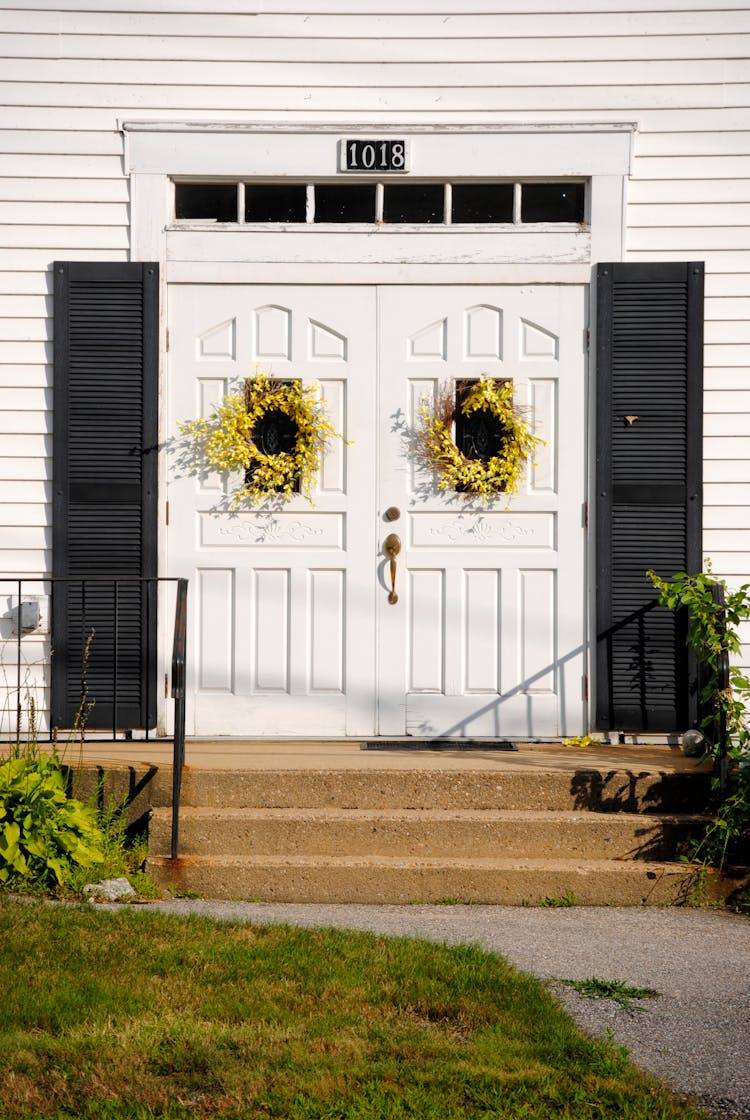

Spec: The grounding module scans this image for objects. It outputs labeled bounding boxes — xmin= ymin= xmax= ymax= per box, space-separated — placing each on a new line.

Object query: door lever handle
xmin=384 ymin=532 xmax=401 ymax=604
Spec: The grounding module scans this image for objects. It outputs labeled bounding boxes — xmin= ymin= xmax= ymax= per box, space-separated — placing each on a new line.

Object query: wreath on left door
xmin=178 ymin=373 xmax=343 ymax=506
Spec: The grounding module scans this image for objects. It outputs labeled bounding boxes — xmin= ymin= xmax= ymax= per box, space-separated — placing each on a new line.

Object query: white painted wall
xmin=0 ymin=0 xmax=748 ymax=722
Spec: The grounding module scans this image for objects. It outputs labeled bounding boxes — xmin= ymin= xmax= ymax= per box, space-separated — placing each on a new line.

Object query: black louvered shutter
xmin=52 ymin=262 xmax=158 ymax=731
xmin=596 ymin=261 xmax=703 ymax=732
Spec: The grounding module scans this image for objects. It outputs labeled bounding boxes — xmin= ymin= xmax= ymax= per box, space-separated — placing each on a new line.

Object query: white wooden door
xmin=377 ymin=286 xmax=586 ymax=739
xmin=168 ymin=285 xmax=377 ymax=736
xmin=168 ymin=283 xmax=585 ymax=738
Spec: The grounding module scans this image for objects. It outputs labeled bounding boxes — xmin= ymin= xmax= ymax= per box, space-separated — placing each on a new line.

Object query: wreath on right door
xmin=416 ymin=377 xmax=542 ymax=498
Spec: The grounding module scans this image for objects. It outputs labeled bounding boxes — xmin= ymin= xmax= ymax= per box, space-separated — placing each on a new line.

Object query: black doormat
xmin=360 ymin=739 xmax=517 ymax=751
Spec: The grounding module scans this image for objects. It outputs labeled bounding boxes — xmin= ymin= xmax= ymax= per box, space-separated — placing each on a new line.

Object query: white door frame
xmin=124 ymin=120 xmax=632 ymax=734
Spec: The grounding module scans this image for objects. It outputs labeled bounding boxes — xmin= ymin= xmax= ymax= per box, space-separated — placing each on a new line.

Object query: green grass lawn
xmin=0 ymin=898 xmax=708 ymax=1120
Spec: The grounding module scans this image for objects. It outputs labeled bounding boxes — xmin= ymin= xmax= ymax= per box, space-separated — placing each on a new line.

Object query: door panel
xmin=377 ymin=286 xmax=586 ymax=738
xmin=168 ymin=284 xmax=377 ymax=736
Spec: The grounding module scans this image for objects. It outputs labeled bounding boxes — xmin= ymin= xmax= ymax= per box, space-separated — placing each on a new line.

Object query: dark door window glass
xmin=451 ymin=183 xmax=514 ymax=223
xmin=521 ymin=183 xmax=585 ymax=223
xmin=453 ymin=379 xmax=508 ymax=485
xmin=314 ymin=184 xmax=376 ymax=223
xmin=383 ymin=184 xmax=444 ymax=223
xmin=245 ymin=184 xmax=307 ymax=223
xmin=175 ymin=183 xmax=237 ymax=221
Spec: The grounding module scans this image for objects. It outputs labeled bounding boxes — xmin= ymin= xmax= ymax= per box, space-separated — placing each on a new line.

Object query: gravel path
xmin=129 ymin=900 xmax=750 ymax=1119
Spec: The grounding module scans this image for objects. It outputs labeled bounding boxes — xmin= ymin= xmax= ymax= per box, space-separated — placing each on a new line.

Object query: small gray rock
xmin=84 ymin=877 xmax=136 ymax=902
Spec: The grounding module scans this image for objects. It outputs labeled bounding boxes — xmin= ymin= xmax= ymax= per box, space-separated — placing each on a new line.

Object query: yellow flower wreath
xmin=179 ymin=373 xmax=342 ymax=506
xmin=417 ymin=378 xmax=542 ymax=498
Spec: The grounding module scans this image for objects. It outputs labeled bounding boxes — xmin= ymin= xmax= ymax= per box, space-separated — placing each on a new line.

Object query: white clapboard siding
xmin=0 ymin=203 xmax=127 ymax=225
xmin=630 ymin=205 xmax=750 ymax=228
xmin=0 ymin=3 xmax=748 ymax=684
xmin=628 ymin=179 xmax=750 ymax=204
xmin=2 ymin=31 xmax=750 ymax=64
xmin=0 ymin=178 xmax=129 ymax=202
xmin=2 ymin=6 xmax=747 ymax=36
xmin=2 ymin=81 xmax=745 ymax=112
xmin=0 ymin=482 xmax=51 ymax=504
xmin=0 ymin=504 xmax=52 ymax=528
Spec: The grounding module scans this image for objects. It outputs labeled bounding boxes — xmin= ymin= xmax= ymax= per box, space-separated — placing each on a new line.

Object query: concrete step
xmin=165 ymin=766 xmax=712 ymax=813
xmin=149 ymin=805 xmax=706 ymax=861
xmin=146 ymin=853 xmax=722 ymax=906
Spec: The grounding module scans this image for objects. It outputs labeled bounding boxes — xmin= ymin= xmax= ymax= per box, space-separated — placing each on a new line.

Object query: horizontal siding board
xmin=705 ymin=505 xmax=750 ymax=530
xmin=0 ymin=458 xmax=51 ymax=482
xmin=704 ymin=390 xmax=750 ymax=413
xmin=705 ymin=461 xmax=750 ymax=484
xmin=0 ymin=178 xmax=128 ymax=202
xmin=704 ymin=484 xmax=750 ymax=509
xmin=0 ymin=202 xmax=127 ymax=225
xmin=628 ymin=179 xmax=750 ymax=204
xmin=0 ymin=226 xmax=129 ymax=250
xmin=0 ymin=295 xmax=53 ymax=318
xmin=704 ymin=276 xmax=750 ymax=298
xmin=0 ymin=481 xmax=51 ymax=503
xmin=0 ymin=272 xmax=53 ymax=296
xmin=0 ymin=366 xmax=52 ymax=388
xmin=2 ymin=31 xmax=750 ymax=64
xmin=1 ymin=6 xmax=749 ymax=36
xmin=2 ymin=527 xmax=50 ymax=549
xmin=0 ymin=105 xmax=742 ymax=134
xmin=0 ymin=318 xmax=50 ymax=342
xmin=0 ymin=154 xmax=125 ymax=178
xmin=705 ymin=298 xmax=750 ymax=319
xmin=1 ymin=81 xmax=746 ymax=111
xmin=705 ymin=413 xmax=750 ymax=437
xmin=628 ymin=228 xmax=750 ymax=252
xmin=0 ymin=503 xmax=50 ymax=527
xmin=704 ymin=321 xmax=750 ymax=344
xmin=626 ymin=252 xmax=750 ymax=270
xmin=0 ymin=250 xmax=128 ymax=269
xmin=636 ymin=130 xmax=750 ymax=156
xmin=0 ymin=410 xmax=50 ymax=435
xmin=0 ymin=550 xmax=51 ymax=575
xmin=634 ymin=156 xmax=750 ymax=180
xmin=704 ymin=345 xmax=750 ymax=367
xmin=2 ymin=57 xmax=746 ymax=86
xmin=0 ymin=129 xmax=123 ymax=154
xmin=629 ymin=204 xmax=750 ymax=228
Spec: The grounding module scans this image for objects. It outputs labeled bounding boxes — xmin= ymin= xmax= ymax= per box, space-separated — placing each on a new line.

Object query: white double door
xmin=168 ymin=283 xmax=586 ymax=738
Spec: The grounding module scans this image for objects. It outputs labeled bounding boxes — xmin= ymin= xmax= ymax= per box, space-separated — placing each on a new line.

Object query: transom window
xmin=173 ymin=181 xmax=586 ymax=226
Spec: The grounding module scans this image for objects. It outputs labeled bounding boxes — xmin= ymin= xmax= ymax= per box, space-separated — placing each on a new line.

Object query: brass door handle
xmin=384 ymin=532 xmax=401 ymax=604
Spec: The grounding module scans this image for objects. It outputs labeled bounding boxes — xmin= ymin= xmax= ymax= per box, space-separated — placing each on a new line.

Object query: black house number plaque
xmin=341 ymin=139 xmax=409 ymax=172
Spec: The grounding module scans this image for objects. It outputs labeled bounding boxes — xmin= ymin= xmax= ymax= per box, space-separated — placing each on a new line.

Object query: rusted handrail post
xmin=170 ymin=578 xmax=188 ymax=859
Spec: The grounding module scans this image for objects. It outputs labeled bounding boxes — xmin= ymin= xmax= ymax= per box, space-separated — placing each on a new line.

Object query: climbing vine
xmin=647 ymin=565 xmax=750 ymax=874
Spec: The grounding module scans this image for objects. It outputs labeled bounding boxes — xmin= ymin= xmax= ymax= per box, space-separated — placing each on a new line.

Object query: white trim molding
xmin=125 ymin=119 xmax=634 ymax=269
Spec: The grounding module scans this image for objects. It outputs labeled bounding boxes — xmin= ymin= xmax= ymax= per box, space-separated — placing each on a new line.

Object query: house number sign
xmin=340 ymin=139 xmax=409 ymax=172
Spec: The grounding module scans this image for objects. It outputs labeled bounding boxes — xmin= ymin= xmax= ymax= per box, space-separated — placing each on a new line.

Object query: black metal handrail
xmin=0 ymin=575 xmax=188 ymax=859
xmin=170 ymin=578 xmax=188 ymax=858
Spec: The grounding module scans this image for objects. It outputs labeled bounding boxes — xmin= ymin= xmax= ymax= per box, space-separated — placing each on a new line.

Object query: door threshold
xmin=361 ymin=739 xmax=518 ymax=751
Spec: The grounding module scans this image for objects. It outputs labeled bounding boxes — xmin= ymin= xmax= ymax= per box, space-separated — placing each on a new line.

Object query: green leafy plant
xmin=539 ymin=890 xmax=576 ymax=908
xmin=0 ymin=750 xmax=105 ymax=889
xmin=647 ymin=564 xmax=750 ymax=870
xmin=559 ymin=977 xmax=660 ymax=1011
xmin=416 ymin=377 xmax=542 ymax=499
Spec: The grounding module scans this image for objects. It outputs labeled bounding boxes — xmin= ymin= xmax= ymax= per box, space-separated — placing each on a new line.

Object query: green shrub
xmin=0 ymin=751 xmax=105 ymax=889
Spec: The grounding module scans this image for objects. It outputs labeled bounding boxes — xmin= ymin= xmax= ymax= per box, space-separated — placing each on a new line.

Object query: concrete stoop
xmin=141 ymin=755 xmax=746 ymax=906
